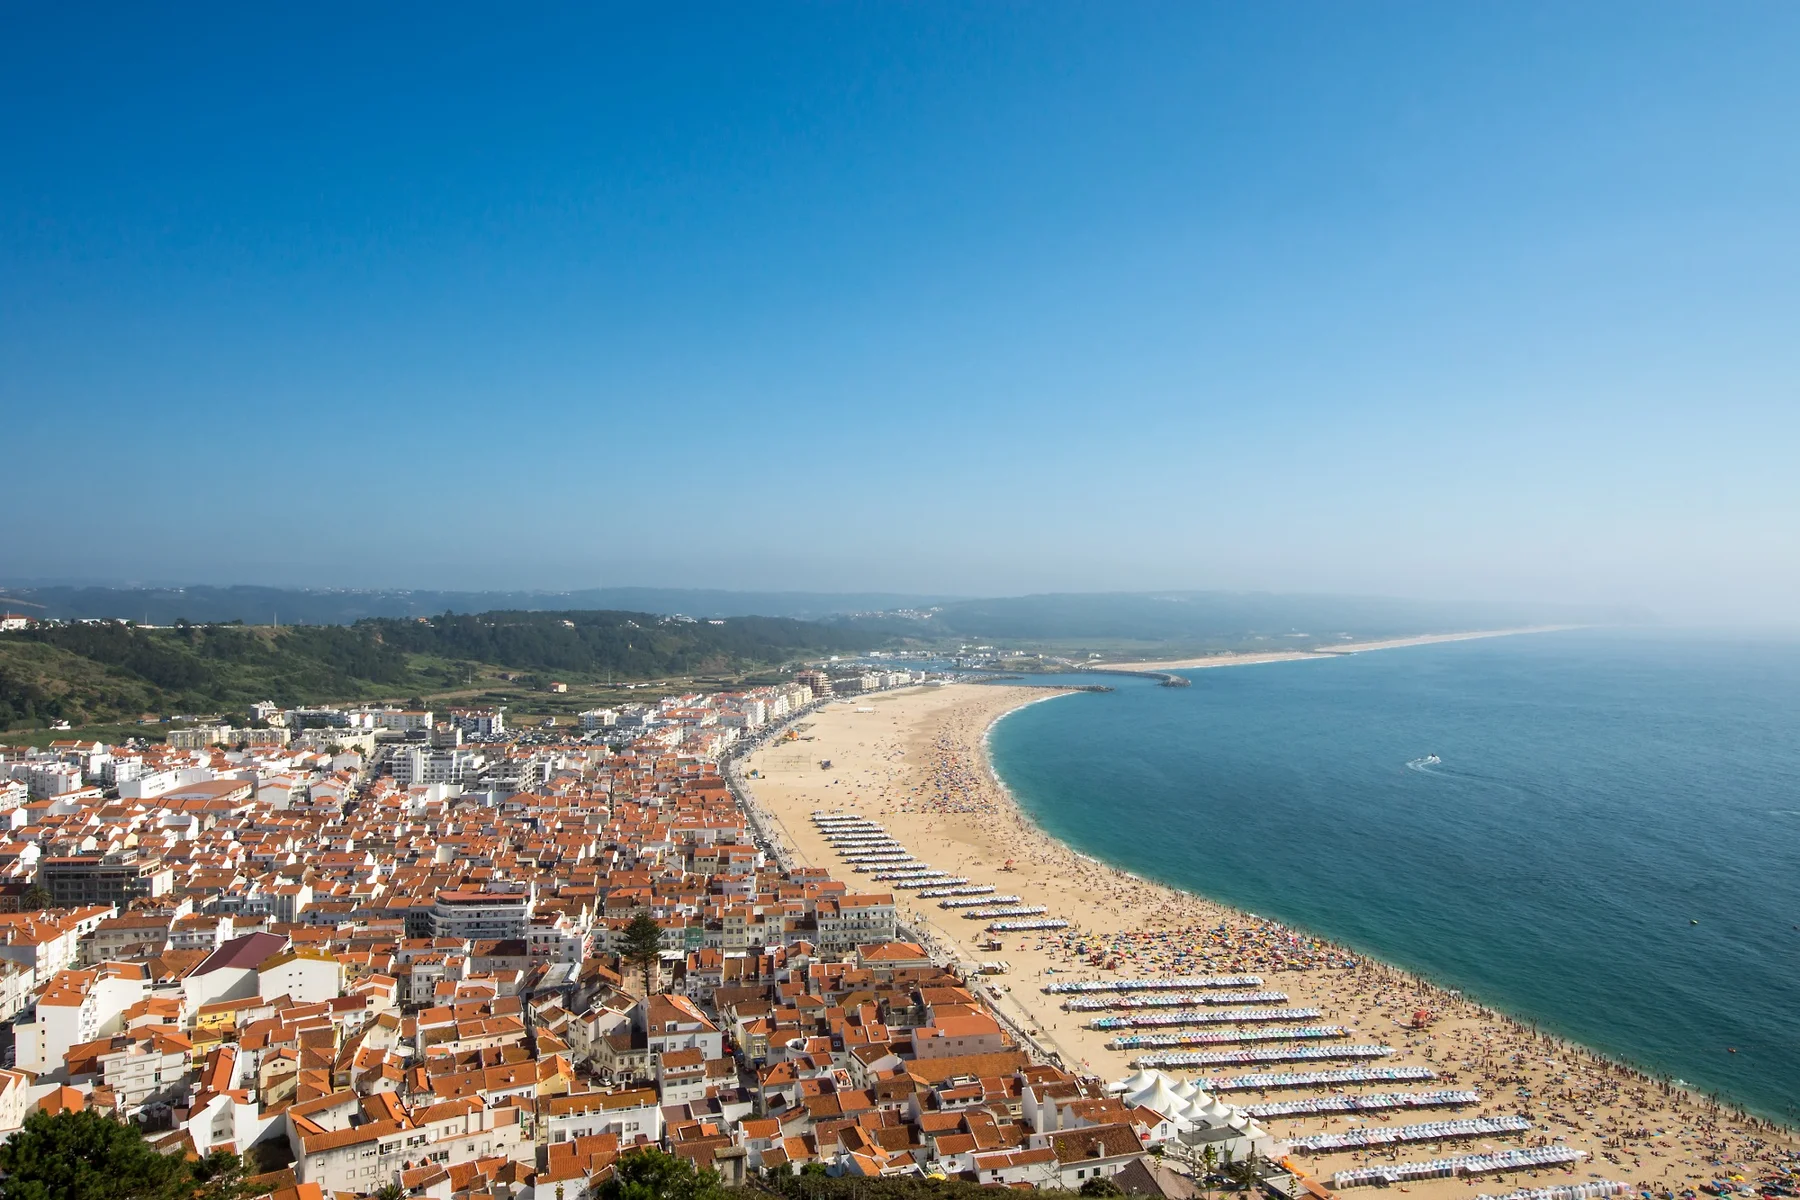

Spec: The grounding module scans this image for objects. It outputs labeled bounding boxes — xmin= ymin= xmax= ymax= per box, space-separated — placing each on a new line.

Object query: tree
xmin=1080 ymin=1178 xmax=1125 ymax=1197
xmin=191 ymin=1150 xmax=247 ymax=1200
xmin=620 ymin=911 xmax=665 ymax=996
xmin=374 ymin=1185 xmax=405 ymax=1200
xmin=1226 ymin=1150 xmax=1262 ymax=1194
xmin=20 ymin=885 xmax=51 ymax=911
xmin=594 ymin=1149 xmax=723 ymax=1200
xmin=0 ymin=1109 xmax=192 ymax=1200
xmin=1200 ymin=1143 xmax=1221 ymax=1199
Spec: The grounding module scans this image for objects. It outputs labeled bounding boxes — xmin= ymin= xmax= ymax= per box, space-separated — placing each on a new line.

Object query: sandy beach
xmin=1095 ymin=627 xmax=1581 ymax=672
xmin=740 ymin=681 xmax=1797 ymax=1200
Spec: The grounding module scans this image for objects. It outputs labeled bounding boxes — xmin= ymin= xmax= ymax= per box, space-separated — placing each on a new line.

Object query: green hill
xmin=0 ymin=611 xmax=875 ymax=732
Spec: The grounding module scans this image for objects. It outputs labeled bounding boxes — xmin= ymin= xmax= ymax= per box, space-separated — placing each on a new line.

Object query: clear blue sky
xmin=4 ymin=5 xmax=1797 ymax=619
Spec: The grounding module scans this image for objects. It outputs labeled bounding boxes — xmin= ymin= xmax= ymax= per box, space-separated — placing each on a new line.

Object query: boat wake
xmin=1406 ymin=754 xmax=1442 ymax=772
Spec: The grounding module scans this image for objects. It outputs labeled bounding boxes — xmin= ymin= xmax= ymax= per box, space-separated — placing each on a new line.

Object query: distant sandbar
xmin=1093 ymin=625 xmax=1579 ymax=672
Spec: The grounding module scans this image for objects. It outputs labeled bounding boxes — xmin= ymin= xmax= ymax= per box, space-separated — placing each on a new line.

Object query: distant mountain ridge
xmin=0 ymin=582 xmax=1645 ymax=646
xmin=0 ymin=584 xmax=960 ymax=626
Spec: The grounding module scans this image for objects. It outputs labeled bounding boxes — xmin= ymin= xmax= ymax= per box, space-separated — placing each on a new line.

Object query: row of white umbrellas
xmin=1292 ymin=1114 xmax=1532 ymax=1152
xmin=1474 ymin=1183 xmax=1629 ymax=1200
xmin=1243 ymin=1088 xmax=1479 ymax=1118
xmin=1065 ymin=990 xmax=1290 ymax=1010
xmin=1091 ymin=1006 xmax=1322 ymax=1030
xmin=1138 ymin=1042 xmax=1394 ymax=1068
xmin=1044 ymin=974 xmax=1263 ymax=994
xmin=1330 ymin=1145 xmax=1585 ymax=1189
xmin=1111 ymin=1024 xmax=1348 ymax=1049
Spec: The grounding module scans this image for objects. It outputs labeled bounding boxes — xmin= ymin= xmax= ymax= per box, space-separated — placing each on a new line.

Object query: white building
xmin=390 ymin=746 xmax=483 ymax=787
xmin=181 ymin=931 xmax=290 ymax=1013
xmin=14 ymin=962 xmax=148 ymax=1077
xmin=578 ymin=708 xmax=619 ymax=731
xmin=89 ymin=1031 xmax=191 ymax=1119
xmin=429 ymin=888 xmax=531 ymax=941
xmin=25 ymin=763 xmax=83 ymax=799
xmin=371 ymin=709 xmax=433 ymax=732
xmin=541 ymin=1087 xmax=663 ymax=1146
xmin=258 ymin=949 xmax=344 ymax=1005
xmin=449 ymin=708 xmax=505 ymax=737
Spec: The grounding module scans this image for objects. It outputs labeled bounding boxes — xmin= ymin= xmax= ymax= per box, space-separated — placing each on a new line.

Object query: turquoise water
xmin=986 ymin=629 xmax=1800 ymax=1124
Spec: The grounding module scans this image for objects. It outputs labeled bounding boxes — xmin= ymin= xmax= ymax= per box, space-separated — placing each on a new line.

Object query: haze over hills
xmin=0 ymin=608 xmax=871 ymax=733
xmin=848 ymin=592 xmax=1642 ymax=646
xmin=0 ymin=585 xmax=960 ymax=626
xmin=0 ymin=583 xmax=1639 ymax=735
xmin=0 ymin=582 xmax=1643 ymax=642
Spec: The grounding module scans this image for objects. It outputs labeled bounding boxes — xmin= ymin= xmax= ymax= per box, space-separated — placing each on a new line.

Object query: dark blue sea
xmin=985 ymin=629 xmax=1800 ymax=1124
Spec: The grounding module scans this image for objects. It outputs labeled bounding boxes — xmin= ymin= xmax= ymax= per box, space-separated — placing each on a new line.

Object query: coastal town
xmin=0 ymin=670 xmax=1794 ymax=1200
xmin=8 ymin=3 xmax=1796 ymax=1198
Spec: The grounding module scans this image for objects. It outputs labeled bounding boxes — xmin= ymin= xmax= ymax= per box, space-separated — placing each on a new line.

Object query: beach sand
xmin=1095 ymin=627 xmax=1581 ymax=672
xmin=740 ymin=682 xmax=1797 ymax=1199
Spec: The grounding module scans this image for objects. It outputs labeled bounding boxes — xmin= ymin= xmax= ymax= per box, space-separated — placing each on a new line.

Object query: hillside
xmin=0 ymin=584 xmax=956 ymax=625
xmin=0 ymin=611 xmax=875 ymax=732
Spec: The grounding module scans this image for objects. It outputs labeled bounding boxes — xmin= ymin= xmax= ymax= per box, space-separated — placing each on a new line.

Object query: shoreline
xmin=972 ymin=694 xmax=1756 ymax=1113
xmin=976 ymin=685 xmax=1799 ymax=1138
xmin=740 ymin=676 xmax=1797 ymax=1196
xmin=1092 ymin=625 xmax=1581 ymax=672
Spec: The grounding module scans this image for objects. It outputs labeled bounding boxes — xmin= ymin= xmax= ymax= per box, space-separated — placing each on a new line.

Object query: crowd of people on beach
xmin=751 ymin=687 xmax=1800 ymax=1200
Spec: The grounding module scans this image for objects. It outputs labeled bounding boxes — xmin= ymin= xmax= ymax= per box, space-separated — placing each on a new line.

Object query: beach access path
xmin=740 ymin=680 xmax=1798 ymax=1200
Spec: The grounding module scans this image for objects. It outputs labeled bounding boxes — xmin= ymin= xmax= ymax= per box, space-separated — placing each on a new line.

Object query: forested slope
xmin=0 ymin=610 xmax=874 ymax=731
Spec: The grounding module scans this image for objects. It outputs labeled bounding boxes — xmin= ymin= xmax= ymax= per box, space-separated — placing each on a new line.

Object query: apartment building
xmin=76 ymin=1029 xmax=192 ymax=1118
xmin=39 ymin=850 xmax=171 ymax=908
xmin=540 ymin=1087 xmax=663 ymax=1146
xmin=448 ymin=708 xmax=505 ymax=737
xmin=389 ymin=746 xmax=484 ymax=787
xmin=428 ymin=889 xmax=532 ymax=941
xmin=813 ymin=893 xmax=898 ymax=954
xmin=14 ymin=962 xmax=149 ymax=1076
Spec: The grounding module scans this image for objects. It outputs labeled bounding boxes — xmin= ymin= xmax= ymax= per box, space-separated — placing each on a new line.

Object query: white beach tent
xmin=1127 ymin=1076 xmax=1187 ymax=1119
xmin=1112 ymin=1068 xmax=1160 ymax=1096
xmin=1172 ymin=1098 xmax=1210 ymax=1128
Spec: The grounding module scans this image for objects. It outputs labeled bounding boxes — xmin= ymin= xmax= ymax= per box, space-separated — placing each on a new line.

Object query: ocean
xmin=984 ymin=629 xmax=1800 ymax=1124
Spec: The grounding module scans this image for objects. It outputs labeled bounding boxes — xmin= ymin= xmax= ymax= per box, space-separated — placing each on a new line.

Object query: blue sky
xmin=4 ymin=5 xmax=1797 ymax=619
